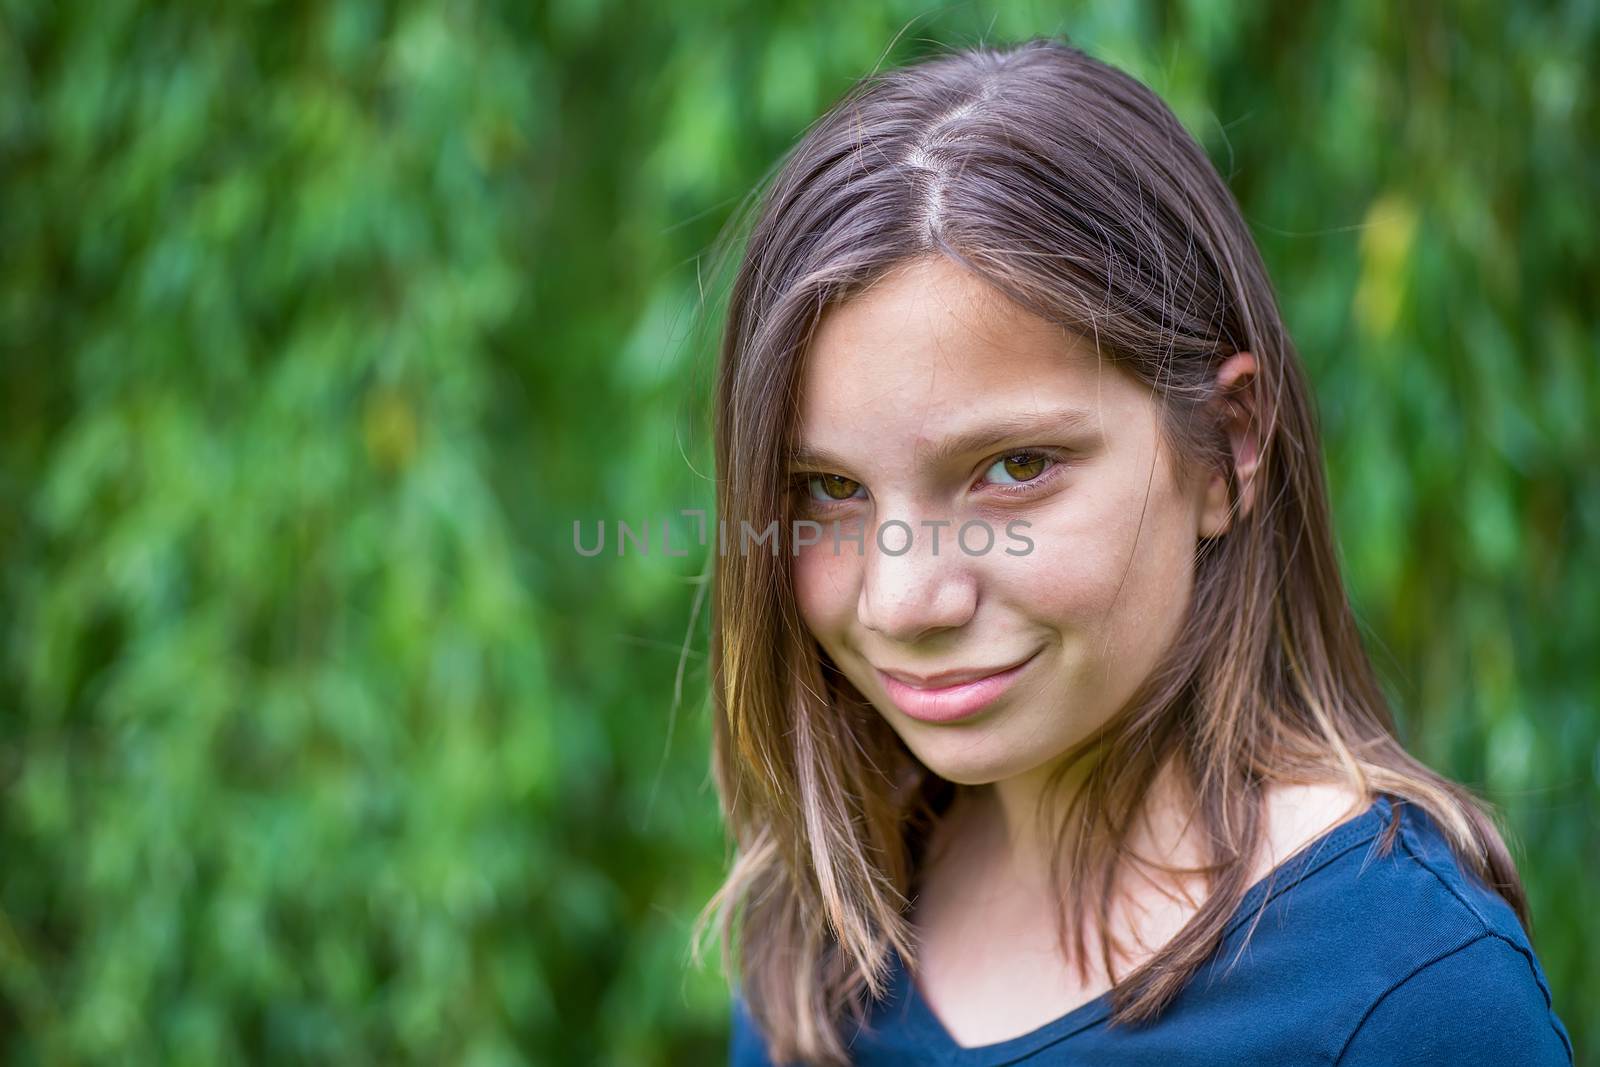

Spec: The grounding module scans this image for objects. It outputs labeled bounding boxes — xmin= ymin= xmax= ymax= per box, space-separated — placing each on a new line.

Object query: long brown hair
xmin=693 ymin=36 xmax=1530 ymax=1065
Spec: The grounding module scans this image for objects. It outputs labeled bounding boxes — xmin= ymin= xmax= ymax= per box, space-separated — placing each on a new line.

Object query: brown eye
xmin=794 ymin=473 xmax=863 ymax=507
xmin=989 ymin=451 xmax=1051 ymax=485
xmin=815 ymin=474 xmax=861 ymax=500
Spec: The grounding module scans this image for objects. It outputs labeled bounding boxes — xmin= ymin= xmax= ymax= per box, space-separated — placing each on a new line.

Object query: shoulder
xmin=729 ymin=993 xmax=778 ymax=1067
xmin=1332 ymin=931 xmax=1573 ymax=1065
xmin=1222 ymin=792 xmax=1573 ymax=1065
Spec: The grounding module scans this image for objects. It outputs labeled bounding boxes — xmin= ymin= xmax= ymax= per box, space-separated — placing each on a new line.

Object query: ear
xmin=1198 ymin=351 xmax=1263 ymax=538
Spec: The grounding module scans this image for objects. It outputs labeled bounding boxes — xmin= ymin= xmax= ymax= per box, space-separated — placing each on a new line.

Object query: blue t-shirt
xmin=729 ymin=792 xmax=1573 ymax=1065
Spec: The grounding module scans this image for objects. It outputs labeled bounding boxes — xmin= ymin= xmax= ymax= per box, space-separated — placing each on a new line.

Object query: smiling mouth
xmin=875 ymin=650 xmax=1042 ymax=724
xmin=877 ymin=654 xmax=1037 ymax=690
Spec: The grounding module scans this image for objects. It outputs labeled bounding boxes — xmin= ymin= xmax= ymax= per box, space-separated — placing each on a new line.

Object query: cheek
xmin=792 ymin=541 xmax=859 ymax=642
xmin=995 ymin=500 xmax=1136 ymax=626
xmin=1004 ymin=480 xmax=1198 ymax=642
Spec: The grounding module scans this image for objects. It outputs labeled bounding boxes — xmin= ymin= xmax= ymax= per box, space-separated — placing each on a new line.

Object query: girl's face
xmin=791 ymin=255 xmax=1228 ymax=786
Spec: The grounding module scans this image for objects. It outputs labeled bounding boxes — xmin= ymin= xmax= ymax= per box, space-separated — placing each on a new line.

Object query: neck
xmin=963 ymin=748 xmax=1193 ymax=891
xmin=947 ymin=750 xmax=1099 ymax=891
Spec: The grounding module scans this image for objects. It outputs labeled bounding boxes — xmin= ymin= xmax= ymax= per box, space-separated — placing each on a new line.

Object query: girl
xmin=695 ymin=38 xmax=1572 ymax=1066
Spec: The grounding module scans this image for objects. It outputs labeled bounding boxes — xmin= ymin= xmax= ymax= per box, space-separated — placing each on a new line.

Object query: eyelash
xmin=789 ymin=448 xmax=1072 ymax=512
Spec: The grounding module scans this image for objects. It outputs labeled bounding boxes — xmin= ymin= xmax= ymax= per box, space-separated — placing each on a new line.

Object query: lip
xmin=876 ymin=651 xmax=1040 ymax=724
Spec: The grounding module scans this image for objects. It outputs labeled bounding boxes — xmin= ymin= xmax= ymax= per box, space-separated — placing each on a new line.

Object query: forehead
xmin=797 ymin=256 xmax=1137 ymax=442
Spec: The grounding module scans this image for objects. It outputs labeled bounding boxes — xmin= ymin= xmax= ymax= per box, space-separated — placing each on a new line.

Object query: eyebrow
xmin=787 ymin=406 xmax=1100 ymax=471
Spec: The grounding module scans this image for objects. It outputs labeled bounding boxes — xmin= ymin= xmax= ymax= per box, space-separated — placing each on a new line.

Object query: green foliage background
xmin=1 ymin=1 xmax=1594 ymax=1063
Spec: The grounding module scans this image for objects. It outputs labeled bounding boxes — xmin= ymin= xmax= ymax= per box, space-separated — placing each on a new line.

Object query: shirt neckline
xmin=889 ymin=792 xmax=1400 ymax=1065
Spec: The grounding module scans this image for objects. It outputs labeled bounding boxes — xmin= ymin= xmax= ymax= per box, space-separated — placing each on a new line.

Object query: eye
xmin=794 ymin=472 xmax=865 ymax=508
xmin=980 ymin=449 xmax=1066 ymax=495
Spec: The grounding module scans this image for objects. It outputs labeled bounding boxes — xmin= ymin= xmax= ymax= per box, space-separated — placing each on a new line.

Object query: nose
xmin=857 ymin=517 xmax=978 ymax=643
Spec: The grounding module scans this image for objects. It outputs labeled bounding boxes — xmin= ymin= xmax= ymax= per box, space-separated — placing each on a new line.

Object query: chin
xmin=893 ymin=728 xmax=1049 ymax=786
